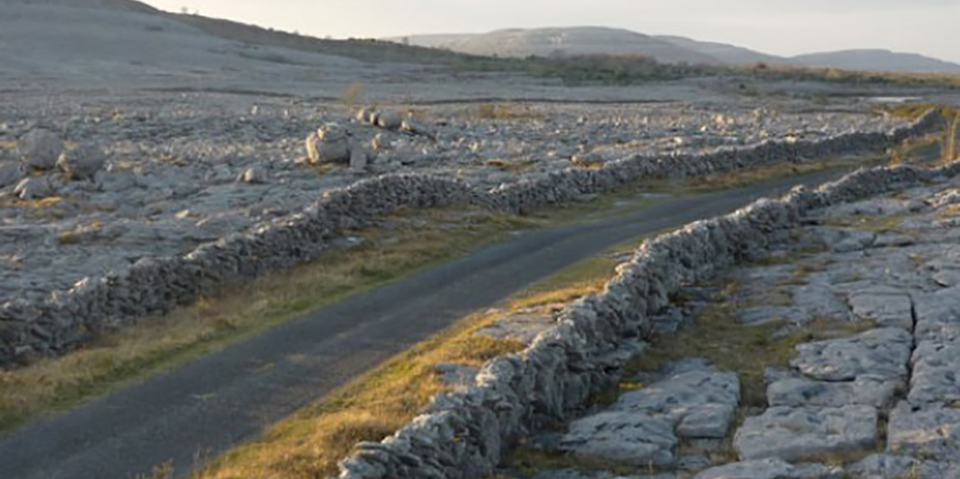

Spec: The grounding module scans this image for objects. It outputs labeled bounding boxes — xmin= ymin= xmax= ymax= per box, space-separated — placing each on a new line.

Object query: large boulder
xmin=305 ymin=123 xmax=350 ymax=164
xmin=57 ymin=143 xmax=106 ymax=180
xmin=17 ymin=128 xmax=63 ymax=171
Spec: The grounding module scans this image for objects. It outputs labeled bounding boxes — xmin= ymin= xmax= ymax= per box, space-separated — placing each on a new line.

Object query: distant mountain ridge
xmin=399 ymin=27 xmax=718 ymax=65
xmin=397 ymin=27 xmax=960 ymax=74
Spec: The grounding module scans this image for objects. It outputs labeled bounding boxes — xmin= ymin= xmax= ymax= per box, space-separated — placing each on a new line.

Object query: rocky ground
xmin=0 ymin=93 xmax=909 ymax=307
xmin=480 ymin=171 xmax=960 ymax=478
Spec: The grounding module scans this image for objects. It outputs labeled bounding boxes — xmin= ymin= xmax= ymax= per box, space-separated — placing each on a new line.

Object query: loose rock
xmin=17 ymin=128 xmax=63 ymax=171
xmin=57 ymin=143 xmax=106 ymax=180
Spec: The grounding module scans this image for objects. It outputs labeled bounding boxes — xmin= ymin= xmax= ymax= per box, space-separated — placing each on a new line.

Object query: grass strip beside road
xmin=195 ymin=223 xmax=650 ymax=479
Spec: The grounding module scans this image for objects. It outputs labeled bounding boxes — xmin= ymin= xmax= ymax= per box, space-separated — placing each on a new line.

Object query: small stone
xmin=14 ymin=177 xmax=52 ymax=199
xmin=401 ymin=115 xmax=435 ymax=139
xmin=371 ymin=133 xmax=385 ymax=152
xmin=376 ymin=110 xmax=403 ymax=130
xmin=57 ymin=143 xmax=106 ymax=180
xmin=349 ymin=147 xmax=368 ymax=171
xmin=17 ymin=128 xmax=63 ymax=171
xmin=305 ymin=124 xmax=351 ymax=164
xmin=0 ymin=162 xmax=22 ymax=188
xmin=236 ymin=167 xmax=265 ymax=184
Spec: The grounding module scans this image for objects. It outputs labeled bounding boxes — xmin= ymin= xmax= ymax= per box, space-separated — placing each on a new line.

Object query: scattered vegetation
xmin=340 ymin=81 xmax=365 ymax=108
xmin=946 ymin=111 xmax=960 ymax=162
xmin=611 ymin=260 xmax=879 ymax=464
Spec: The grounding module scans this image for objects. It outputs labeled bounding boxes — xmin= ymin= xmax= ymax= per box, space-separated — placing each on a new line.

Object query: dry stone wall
xmin=336 ymin=158 xmax=960 ymax=479
xmin=0 ymin=110 xmax=941 ymax=366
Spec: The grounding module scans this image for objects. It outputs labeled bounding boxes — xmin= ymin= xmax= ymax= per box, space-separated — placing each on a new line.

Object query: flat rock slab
xmin=914 ymin=286 xmax=960 ymax=342
xmin=847 ymin=453 xmax=960 ymax=479
xmin=792 ymin=282 xmax=852 ymax=323
xmin=909 ymin=340 xmax=960 ymax=406
xmin=558 ymin=411 xmax=678 ymax=467
xmin=615 ymin=369 xmax=740 ymax=439
xmin=767 ymin=376 xmax=900 ymax=408
xmin=791 ymin=328 xmax=912 ymax=382
xmin=848 ymin=291 xmax=914 ymax=330
xmin=695 ymin=458 xmax=844 ymax=479
xmin=734 ymin=406 xmax=879 ymax=461
xmin=888 ymin=402 xmax=960 ymax=460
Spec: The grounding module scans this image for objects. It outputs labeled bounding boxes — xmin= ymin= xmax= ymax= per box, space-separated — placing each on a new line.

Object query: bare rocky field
xmin=0 ymin=94 xmax=909 ymax=309
xmin=479 ymin=165 xmax=960 ymax=479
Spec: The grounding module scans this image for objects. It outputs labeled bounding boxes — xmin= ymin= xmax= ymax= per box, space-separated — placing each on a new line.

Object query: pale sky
xmin=143 ymin=0 xmax=960 ymax=63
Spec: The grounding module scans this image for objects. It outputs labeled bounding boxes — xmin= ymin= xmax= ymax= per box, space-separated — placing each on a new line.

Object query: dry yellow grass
xmin=196 ymin=233 xmax=631 ymax=479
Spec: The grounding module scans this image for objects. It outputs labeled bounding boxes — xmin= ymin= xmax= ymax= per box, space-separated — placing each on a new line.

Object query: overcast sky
xmin=143 ymin=0 xmax=960 ymax=63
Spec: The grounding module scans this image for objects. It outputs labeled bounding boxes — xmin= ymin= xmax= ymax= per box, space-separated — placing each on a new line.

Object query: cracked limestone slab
xmin=848 ymin=288 xmax=914 ymax=330
xmin=847 ymin=453 xmax=960 ymax=479
xmin=909 ymin=340 xmax=960 ymax=406
xmin=558 ymin=411 xmax=678 ymax=467
xmin=791 ymin=281 xmax=852 ymax=323
xmin=615 ymin=368 xmax=740 ymax=439
xmin=888 ymin=402 xmax=960 ymax=461
xmin=694 ymin=458 xmax=844 ymax=479
xmin=791 ymin=328 xmax=912 ymax=382
xmin=734 ymin=406 xmax=879 ymax=461
xmin=914 ymin=286 xmax=960 ymax=342
xmin=767 ymin=375 xmax=901 ymax=408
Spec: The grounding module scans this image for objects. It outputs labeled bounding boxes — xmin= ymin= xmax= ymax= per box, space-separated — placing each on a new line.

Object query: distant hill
xmin=395 ymin=27 xmax=960 ymax=75
xmin=654 ymin=35 xmax=785 ymax=66
xmin=402 ymin=27 xmax=720 ymax=65
xmin=791 ymin=49 xmax=960 ymax=74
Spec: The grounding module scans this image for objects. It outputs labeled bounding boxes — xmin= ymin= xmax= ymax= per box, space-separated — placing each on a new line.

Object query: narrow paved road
xmin=0 ymin=168 xmax=848 ymax=479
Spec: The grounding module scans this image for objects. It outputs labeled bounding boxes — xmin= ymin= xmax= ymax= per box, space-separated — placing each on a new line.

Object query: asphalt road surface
xmin=0 ymin=168 xmax=850 ymax=479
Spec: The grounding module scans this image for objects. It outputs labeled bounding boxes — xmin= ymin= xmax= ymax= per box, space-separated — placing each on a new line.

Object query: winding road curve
xmin=0 ymin=168 xmax=851 ymax=479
